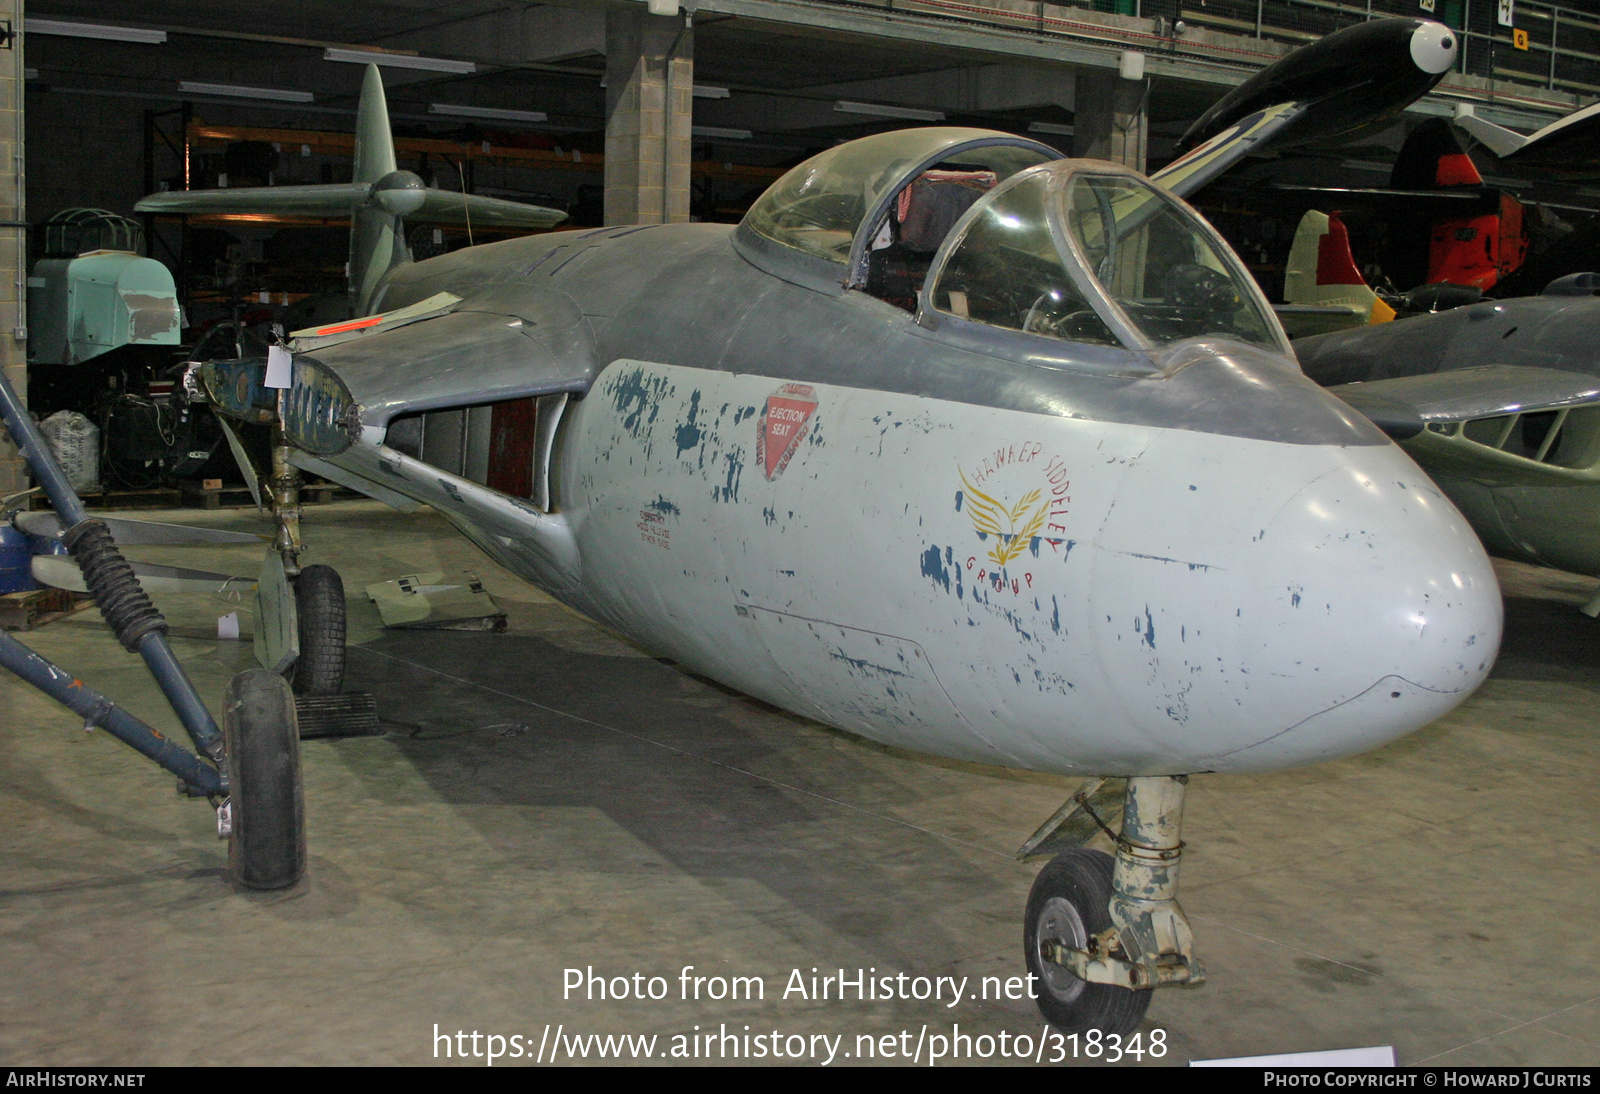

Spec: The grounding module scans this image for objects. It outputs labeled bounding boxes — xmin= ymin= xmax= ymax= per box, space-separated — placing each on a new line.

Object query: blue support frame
xmin=0 ymin=364 xmax=225 ymax=794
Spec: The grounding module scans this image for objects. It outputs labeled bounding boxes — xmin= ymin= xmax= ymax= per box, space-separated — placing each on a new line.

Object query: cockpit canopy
xmin=736 ymin=128 xmax=1060 ymax=293
xmin=735 ymin=129 xmax=1287 ymax=368
xmin=928 ymin=162 xmax=1284 ymax=359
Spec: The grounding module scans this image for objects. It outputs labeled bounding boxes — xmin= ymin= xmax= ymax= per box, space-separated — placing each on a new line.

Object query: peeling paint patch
xmin=920 ymin=544 xmax=951 ymax=592
xmin=648 ymin=496 xmax=680 ymax=515
xmin=608 ymin=366 xmax=671 ymax=436
xmin=1122 ymin=551 xmax=1216 ymax=571
xmin=675 ymin=390 xmax=703 ymax=455
xmin=828 ymin=649 xmax=909 ymax=679
xmin=715 ymin=450 xmax=744 ymax=504
xmin=1138 ymin=605 xmax=1157 ymax=650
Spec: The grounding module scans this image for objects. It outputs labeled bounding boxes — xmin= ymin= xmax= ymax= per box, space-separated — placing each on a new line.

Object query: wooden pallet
xmin=180 ymin=480 xmax=353 ymax=510
xmin=0 ymin=587 xmax=90 ymax=631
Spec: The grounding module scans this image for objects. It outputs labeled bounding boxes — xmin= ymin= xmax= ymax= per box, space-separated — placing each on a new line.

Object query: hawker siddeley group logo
xmin=757 ymin=383 xmax=817 ymax=480
xmin=957 ymin=441 xmax=1071 ymax=593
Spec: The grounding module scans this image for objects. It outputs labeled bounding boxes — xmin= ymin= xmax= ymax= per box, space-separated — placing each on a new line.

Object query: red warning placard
xmin=757 ymin=383 xmax=817 ymax=481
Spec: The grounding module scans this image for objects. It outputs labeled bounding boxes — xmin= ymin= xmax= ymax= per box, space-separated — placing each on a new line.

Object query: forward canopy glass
xmin=929 ymin=164 xmax=1284 ymax=356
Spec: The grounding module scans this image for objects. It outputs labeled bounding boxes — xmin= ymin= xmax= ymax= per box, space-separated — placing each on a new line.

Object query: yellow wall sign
xmin=1513 ymin=28 xmax=1530 ymax=50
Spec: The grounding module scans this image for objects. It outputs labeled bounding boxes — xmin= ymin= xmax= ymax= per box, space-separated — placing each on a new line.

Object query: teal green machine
xmin=26 ymin=209 xmax=181 ymax=367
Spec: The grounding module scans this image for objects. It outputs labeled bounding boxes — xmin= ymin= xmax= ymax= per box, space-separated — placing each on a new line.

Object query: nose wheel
xmin=1025 ymin=848 xmax=1153 ymax=1034
xmin=1023 ymin=775 xmax=1203 ymax=1036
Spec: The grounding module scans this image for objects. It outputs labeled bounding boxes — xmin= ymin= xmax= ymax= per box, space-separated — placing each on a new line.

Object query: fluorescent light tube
xmin=834 ymin=101 xmax=945 ymax=122
xmin=1028 ymin=121 xmax=1074 ymax=136
xmin=179 ymin=81 xmax=315 ymax=103
xmin=692 ymin=125 xmax=752 ymax=139
xmin=28 ymin=19 xmax=166 ymax=44
xmin=430 ymin=104 xmax=548 ymax=123
xmin=324 ymin=48 xmax=476 ymax=74
xmin=693 ymin=85 xmax=731 ymax=99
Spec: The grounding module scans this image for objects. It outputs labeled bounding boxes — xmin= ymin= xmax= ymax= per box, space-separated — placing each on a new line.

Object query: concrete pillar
xmin=1072 ymin=69 xmax=1147 ymax=173
xmin=0 ymin=0 xmax=25 ymax=497
xmin=603 ymin=11 xmax=693 ymax=227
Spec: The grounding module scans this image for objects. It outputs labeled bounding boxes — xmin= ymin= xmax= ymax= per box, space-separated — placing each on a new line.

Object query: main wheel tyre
xmin=1024 ymin=848 xmax=1153 ymax=1036
xmin=290 ymin=564 xmax=345 ymax=696
xmin=223 ymin=669 xmax=306 ymax=890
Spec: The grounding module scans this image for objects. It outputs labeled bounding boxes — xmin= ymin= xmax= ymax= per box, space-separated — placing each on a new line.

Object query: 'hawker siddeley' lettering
xmin=783 ymin=968 xmax=970 ymax=1008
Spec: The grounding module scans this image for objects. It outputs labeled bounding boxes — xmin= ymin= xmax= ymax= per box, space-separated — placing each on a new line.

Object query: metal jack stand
xmin=0 ymin=367 xmax=306 ymax=889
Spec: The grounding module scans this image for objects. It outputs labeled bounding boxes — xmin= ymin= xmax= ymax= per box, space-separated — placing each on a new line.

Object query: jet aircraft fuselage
xmin=281 ymin=144 xmax=1501 ymax=779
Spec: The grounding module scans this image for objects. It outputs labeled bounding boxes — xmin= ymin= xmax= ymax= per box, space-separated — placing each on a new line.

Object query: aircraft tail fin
xmin=1282 ymin=210 xmax=1395 ymax=329
xmin=353 ymin=64 xmax=399 ymax=186
xmin=1392 ymin=118 xmax=1483 ymax=189
xmin=134 ymin=65 xmax=566 ymax=317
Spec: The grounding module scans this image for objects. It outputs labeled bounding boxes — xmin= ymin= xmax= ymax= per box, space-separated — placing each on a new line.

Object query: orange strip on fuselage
xmin=314 ymin=315 xmax=386 ymax=336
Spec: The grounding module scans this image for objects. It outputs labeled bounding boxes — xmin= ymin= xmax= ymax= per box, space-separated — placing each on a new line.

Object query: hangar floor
xmin=1 ymin=499 xmax=1597 ymax=1067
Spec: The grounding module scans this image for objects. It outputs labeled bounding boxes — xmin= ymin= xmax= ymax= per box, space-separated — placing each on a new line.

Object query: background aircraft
xmin=1293 ymin=259 xmax=1600 ymax=603
xmin=29 ymin=17 xmax=1493 ymax=1038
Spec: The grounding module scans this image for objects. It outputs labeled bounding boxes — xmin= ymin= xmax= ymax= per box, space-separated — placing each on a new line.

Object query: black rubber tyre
xmin=223 ymin=669 xmax=306 ymax=890
xmin=1024 ymin=848 xmax=1153 ymax=1036
xmin=290 ymin=564 xmax=346 ymax=696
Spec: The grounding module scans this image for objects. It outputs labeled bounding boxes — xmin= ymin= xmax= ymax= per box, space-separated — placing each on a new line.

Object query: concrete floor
xmin=2 ymin=499 xmax=1598 ymax=1067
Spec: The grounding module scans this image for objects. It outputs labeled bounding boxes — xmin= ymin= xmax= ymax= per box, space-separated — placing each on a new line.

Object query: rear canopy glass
xmin=744 ymin=131 xmax=1055 ymax=265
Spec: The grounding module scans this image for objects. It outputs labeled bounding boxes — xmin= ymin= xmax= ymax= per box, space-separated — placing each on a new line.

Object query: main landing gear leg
xmin=1025 ymin=775 xmax=1204 ymax=1035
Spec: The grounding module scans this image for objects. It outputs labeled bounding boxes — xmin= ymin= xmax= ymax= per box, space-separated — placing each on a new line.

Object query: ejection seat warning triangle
xmin=757 ymin=383 xmax=817 ymax=480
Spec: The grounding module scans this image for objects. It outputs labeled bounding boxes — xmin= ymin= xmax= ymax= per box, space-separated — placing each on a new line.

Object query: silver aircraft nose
xmin=1207 ymin=445 xmax=1500 ymax=770
xmin=1087 ymin=437 xmax=1500 ymax=774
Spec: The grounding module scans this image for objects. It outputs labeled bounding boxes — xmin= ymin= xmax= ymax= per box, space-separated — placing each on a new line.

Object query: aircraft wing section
xmin=304 ymin=288 xmax=594 ymax=427
xmin=408 ymin=189 xmax=568 ymax=229
xmin=1455 ymin=101 xmax=1600 ymax=175
xmin=202 ymin=283 xmax=595 ymax=434
xmin=1330 ymin=365 xmax=1600 ymax=435
xmin=136 ymin=184 xmax=370 ymax=218
xmin=1152 ymin=102 xmax=1308 ymax=199
xmin=1328 ymin=366 xmax=1600 ymax=486
xmin=135 ymin=183 xmax=565 ymax=228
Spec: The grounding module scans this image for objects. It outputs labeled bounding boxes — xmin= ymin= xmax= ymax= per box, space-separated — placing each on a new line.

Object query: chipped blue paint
xmin=609 ymin=365 xmax=671 ymax=436
xmin=675 ymin=390 xmax=703 ymax=456
xmin=762 ymin=505 xmax=778 ymax=526
xmin=649 ymin=496 xmax=680 ymax=515
xmin=778 ymin=569 xmax=795 ymax=576
xmin=1124 ymin=551 xmax=1214 ymax=571
xmin=733 ymin=404 xmax=757 ymax=424
xmin=921 ymin=544 xmax=951 ymax=592
xmin=1052 ymin=596 xmax=1061 ymax=634
xmin=828 ymin=648 xmax=910 ymax=679
xmin=1000 ymin=608 xmax=1034 ymax=641
xmin=716 ymin=450 xmax=744 ymax=503
xmin=954 ymin=490 xmax=964 ymax=512
xmin=1138 ymin=605 xmax=1157 ymax=650
xmin=1290 ymin=586 xmax=1302 ymax=608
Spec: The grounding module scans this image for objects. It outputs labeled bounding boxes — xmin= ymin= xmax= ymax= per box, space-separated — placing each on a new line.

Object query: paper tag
xmin=217 ymin=612 xmax=240 ymax=640
xmin=264 ymin=345 xmax=293 ymax=389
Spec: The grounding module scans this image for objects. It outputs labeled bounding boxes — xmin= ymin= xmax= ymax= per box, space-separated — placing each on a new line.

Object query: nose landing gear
xmin=1024 ymin=775 xmax=1204 ymax=1035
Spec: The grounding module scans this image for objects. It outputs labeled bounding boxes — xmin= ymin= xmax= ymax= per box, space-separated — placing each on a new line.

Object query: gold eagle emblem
xmin=960 ymin=469 xmax=1050 ymax=568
